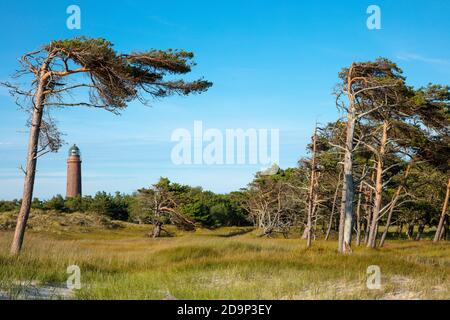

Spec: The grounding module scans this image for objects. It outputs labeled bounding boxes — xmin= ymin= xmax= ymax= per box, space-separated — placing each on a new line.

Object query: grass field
xmin=0 ymin=214 xmax=449 ymax=300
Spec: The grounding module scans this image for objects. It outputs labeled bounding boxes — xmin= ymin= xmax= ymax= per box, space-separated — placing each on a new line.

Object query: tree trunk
xmin=415 ymin=221 xmax=425 ymax=241
xmin=434 ymin=177 xmax=450 ymax=242
xmin=306 ymin=128 xmax=317 ymax=248
xmin=10 ymin=76 xmax=48 ymax=255
xmin=367 ymin=120 xmax=389 ymax=248
xmin=152 ymin=222 xmax=162 ymax=238
xmin=355 ymin=167 xmax=366 ymax=246
xmin=441 ymin=217 xmax=448 ymax=240
xmin=379 ymin=203 xmax=394 ymax=247
xmin=339 ymin=108 xmax=356 ymax=253
xmin=379 ymin=163 xmax=412 ymax=247
xmin=396 ymin=223 xmax=403 ymax=238
xmin=325 ymin=171 xmax=342 ymax=241
xmin=406 ymin=224 xmax=414 ymax=240
xmin=312 ymin=193 xmax=319 ymax=240
xmin=337 ymin=65 xmax=362 ymax=254
xmin=301 ymin=227 xmax=309 ymax=239
xmin=355 ymin=189 xmax=362 ymax=246
xmin=363 ymin=182 xmax=373 ymax=244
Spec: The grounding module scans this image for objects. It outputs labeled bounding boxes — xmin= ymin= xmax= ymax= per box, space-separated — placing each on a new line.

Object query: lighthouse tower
xmin=66 ymin=144 xmax=82 ymax=198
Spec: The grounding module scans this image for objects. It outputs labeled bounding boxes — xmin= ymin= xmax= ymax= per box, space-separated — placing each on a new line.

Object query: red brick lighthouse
xmin=66 ymin=144 xmax=82 ymax=198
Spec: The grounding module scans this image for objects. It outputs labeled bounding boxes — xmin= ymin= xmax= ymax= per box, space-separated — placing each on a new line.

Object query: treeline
xmin=0 ymin=186 xmax=249 ymax=229
xmin=244 ymin=156 xmax=448 ymax=241
xmin=243 ymin=58 xmax=450 ymax=251
xmin=0 ymin=193 xmax=131 ymax=220
xmin=131 ymin=177 xmax=249 ymax=237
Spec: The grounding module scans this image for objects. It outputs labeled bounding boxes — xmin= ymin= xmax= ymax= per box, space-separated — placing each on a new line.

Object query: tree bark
xmin=415 ymin=221 xmax=425 ymax=241
xmin=355 ymin=166 xmax=367 ymax=246
xmin=363 ymin=180 xmax=374 ymax=244
xmin=367 ymin=120 xmax=389 ymax=248
xmin=338 ymin=65 xmax=362 ymax=254
xmin=396 ymin=223 xmax=403 ymax=238
xmin=301 ymin=227 xmax=308 ymax=239
xmin=10 ymin=75 xmax=48 ymax=255
xmin=339 ymin=107 xmax=356 ymax=253
xmin=406 ymin=224 xmax=414 ymax=240
xmin=355 ymin=185 xmax=363 ymax=246
xmin=434 ymin=177 xmax=450 ymax=242
xmin=441 ymin=217 xmax=448 ymax=240
xmin=152 ymin=221 xmax=162 ymax=238
xmin=312 ymin=192 xmax=319 ymax=240
xmin=306 ymin=128 xmax=317 ymax=248
xmin=325 ymin=171 xmax=342 ymax=241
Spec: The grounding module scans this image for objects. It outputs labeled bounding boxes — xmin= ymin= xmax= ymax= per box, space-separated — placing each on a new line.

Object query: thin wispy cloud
xmin=148 ymin=15 xmax=179 ymax=28
xmin=396 ymin=53 xmax=450 ymax=66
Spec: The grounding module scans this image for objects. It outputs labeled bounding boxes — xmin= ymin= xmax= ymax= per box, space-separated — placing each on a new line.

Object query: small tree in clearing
xmin=136 ymin=178 xmax=196 ymax=238
xmin=2 ymin=37 xmax=212 ymax=255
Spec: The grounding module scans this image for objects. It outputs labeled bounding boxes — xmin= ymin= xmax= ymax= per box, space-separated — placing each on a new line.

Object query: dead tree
xmin=245 ymin=178 xmax=296 ymax=237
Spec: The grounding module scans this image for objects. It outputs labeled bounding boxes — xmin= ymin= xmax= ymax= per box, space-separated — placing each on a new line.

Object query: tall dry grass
xmin=0 ymin=225 xmax=449 ymax=299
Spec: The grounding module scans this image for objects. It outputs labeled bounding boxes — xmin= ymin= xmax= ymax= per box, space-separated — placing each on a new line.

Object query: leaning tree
xmin=2 ymin=37 xmax=212 ymax=255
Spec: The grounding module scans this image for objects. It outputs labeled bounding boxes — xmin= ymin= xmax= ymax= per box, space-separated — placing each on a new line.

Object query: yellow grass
xmin=0 ymin=222 xmax=449 ymax=300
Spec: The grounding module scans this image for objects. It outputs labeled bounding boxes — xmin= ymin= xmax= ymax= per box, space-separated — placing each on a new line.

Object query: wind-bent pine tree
xmin=373 ymin=84 xmax=450 ymax=246
xmin=2 ymin=37 xmax=212 ymax=255
xmin=411 ymin=84 xmax=450 ymax=242
xmin=358 ymin=64 xmax=408 ymax=248
xmin=335 ymin=59 xmax=405 ymax=253
xmin=136 ymin=178 xmax=196 ymax=238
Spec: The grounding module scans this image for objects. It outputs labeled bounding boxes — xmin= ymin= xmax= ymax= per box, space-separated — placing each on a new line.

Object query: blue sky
xmin=1 ymin=0 xmax=449 ymax=199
